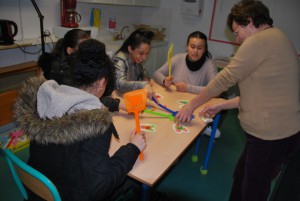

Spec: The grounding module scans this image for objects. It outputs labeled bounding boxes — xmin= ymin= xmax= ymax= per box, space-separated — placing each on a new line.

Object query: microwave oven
xmin=53 ymin=26 xmax=98 ymax=39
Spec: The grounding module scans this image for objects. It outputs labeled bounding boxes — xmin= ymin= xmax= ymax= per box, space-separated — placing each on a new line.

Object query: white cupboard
xmin=144 ymin=41 xmax=168 ymax=78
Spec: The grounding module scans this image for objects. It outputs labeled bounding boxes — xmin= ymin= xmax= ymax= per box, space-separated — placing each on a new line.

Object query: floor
xmin=0 ymin=109 xmax=245 ymax=201
xmin=155 ymin=109 xmax=245 ymax=201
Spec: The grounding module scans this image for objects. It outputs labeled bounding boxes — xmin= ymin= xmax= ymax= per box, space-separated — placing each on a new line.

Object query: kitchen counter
xmin=0 ymin=35 xmax=58 ymax=51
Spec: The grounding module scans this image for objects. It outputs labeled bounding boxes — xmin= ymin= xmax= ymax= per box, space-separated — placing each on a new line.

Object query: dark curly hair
xmin=68 ymin=39 xmax=116 ymax=96
xmin=38 ymin=29 xmax=89 ymax=83
xmin=227 ymin=0 xmax=273 ymax=32
xmin=115 ymin=28 xmax=155 ymax=54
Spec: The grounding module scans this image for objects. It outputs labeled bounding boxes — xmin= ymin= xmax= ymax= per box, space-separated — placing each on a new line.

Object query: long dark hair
xmin=52 ymin=29 xmax=90 ymax=57
xmin=38 ymin=29 xmax=89 ymax=82
xmin=115 ymin=28 xmax=154 ymax=54
xmin=187 ymin=31 xmax=212 ymax=59
xmin=227 ymin=0 xmax=273 ymax=31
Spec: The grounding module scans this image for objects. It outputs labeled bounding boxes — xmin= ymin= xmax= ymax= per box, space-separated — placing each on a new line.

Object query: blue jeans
xmin=229 ymin=130 xmax=300 ymax=201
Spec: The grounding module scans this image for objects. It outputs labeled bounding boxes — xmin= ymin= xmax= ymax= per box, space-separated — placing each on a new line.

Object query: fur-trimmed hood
xmin=14 ymin=76 xmax=112 ymax=145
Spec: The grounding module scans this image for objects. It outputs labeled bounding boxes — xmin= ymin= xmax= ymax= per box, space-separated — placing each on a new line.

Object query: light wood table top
xmin=110 ymin=81 xmax=224 ymax=187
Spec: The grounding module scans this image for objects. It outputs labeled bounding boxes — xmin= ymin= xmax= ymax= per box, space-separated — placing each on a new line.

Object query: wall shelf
xmin=0 ymin=35 xmax=58 ymax=51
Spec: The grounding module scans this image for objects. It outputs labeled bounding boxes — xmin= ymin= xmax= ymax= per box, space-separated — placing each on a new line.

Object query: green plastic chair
xmin=3 ymin=148 xmax=61 ymax=201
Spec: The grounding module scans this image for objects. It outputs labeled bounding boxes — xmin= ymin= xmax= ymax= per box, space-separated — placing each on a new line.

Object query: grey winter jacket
xmin=13 ymin=76 xmax=140 ymax=201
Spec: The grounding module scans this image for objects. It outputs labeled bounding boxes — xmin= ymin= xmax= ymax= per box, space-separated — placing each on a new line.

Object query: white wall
xmin=78 ymin=0 xmax=237 ymax=58
xmin=211 ymin=0 xmax=300 ymax=55
xmin=78 ymin=0 xmax=237 ymax=59
xmin=0 ymin=0 xmax=240 ymax=68
xmin=156 ymin=0 xmax=236 ymax=59
xmin=2 ymin=0 xmax=300 ymax=68
xmin=0 ymin=0 xmax=60 ymax=67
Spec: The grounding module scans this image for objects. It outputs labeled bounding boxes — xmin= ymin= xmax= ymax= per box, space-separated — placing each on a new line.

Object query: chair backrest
xmin=3 ymin=148 xmax=61 ymax=201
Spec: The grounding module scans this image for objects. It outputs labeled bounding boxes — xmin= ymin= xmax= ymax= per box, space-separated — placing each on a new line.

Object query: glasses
xmin=232 ymin=25 xmax=241 ymax=36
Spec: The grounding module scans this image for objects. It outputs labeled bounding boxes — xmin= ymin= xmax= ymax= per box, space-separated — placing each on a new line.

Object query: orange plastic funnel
xmin=124 ymin=89 xmax=147 ymax=160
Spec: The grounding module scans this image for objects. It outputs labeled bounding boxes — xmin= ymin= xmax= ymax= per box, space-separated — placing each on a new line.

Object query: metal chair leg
xmin=142 ymin=184 xmax=150 ymax=201
xmin=200 ymin=113 xmax=221 ymax=175
xmin=192 ymin=136 xmax=201 ymax=162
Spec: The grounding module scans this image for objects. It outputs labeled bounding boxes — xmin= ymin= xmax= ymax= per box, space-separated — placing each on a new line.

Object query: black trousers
xmin=272 ymin=145 xmax=300 ymax=201
xmin=229 ymin=130 xmax=300 ymax=201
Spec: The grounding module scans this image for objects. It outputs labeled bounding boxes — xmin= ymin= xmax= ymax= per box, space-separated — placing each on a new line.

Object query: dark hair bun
xmin=77 ymin=39 xmax=107 ymax=62
xmin=69 ymin=39 xmax=116 ymax=95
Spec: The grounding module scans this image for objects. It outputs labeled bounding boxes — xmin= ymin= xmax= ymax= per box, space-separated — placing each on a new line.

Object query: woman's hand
xmin=176 ymin=87 xmax=214 ymax=122
xmin=175 ymin=101 xmax=196 ymax=123
xmin=200 ymin=96 xmax=240 ymax=117
xmin=129 ymin=130 xmax=147 ymax=152
xmin=174 ymin=81 xmax=187 ymax=92
xmin=118 ymin=100 xmax=126 ymax=111
xmin=199 ymin=104 xmax=222 ymax=117
xmin=146 ymin=99 xmax=160 ymax=110
xmin=164 ymin=76 xmax=173 ymax=87
xmin=144 ymin=83 xmax=157 ymax=101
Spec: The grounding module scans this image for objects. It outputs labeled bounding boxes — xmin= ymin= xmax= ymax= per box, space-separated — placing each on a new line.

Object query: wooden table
xmin=110 ymin=81 xmax=224 ymax=187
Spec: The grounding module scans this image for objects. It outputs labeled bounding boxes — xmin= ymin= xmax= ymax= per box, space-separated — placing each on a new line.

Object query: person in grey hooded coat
xmin=13 ymin=39 xmax=147 ymax=201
